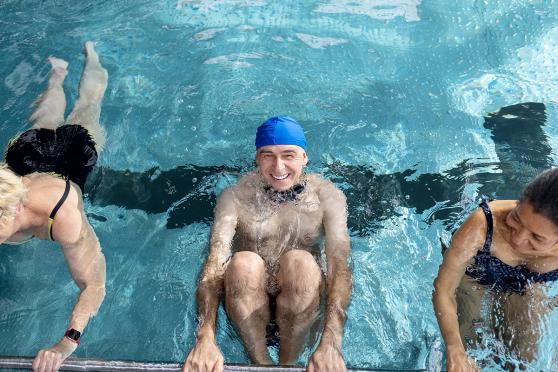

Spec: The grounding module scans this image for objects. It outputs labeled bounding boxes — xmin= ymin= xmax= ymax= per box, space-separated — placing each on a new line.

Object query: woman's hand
xmin=32 ymin=337 xmax=77 ymax=372
xmin=446 ymin=348 xmax=479 ymax=372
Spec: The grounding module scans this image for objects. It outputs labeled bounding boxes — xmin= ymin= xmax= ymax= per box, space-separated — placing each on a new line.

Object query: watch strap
xmin=64 ymin=328 xmax=81 ymax=345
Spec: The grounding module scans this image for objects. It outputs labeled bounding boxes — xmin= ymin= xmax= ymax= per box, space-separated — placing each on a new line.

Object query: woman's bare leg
xmin=65 ymin=41 xmax=108 ymax=153
xmin=456 ymin=274 xmax=486 ymax=348
xmin=29 ymin=57 xmax=68 ymax=130
xmin=491 ymin=286 xmax=549 ymax=363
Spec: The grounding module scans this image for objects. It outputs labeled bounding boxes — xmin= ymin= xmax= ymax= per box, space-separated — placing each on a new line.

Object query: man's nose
xmin=273 ymin=158 xmax=285 ymax=171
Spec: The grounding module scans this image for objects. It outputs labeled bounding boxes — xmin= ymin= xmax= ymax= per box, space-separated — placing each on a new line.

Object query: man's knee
xmin=278 ymin=250 xmax=321 ymax=304
xmin=225 ymin=251 xmax=266 ymax=296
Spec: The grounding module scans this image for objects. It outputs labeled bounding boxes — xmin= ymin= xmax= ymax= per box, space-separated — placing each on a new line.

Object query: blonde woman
xmin=1 ymin=42 xmax=107 ymax=372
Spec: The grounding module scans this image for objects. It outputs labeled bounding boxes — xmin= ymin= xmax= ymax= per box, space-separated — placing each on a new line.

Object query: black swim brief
xmin=266 ymin=295 xmax=280 ymax=348
xmin=5 ymin=124 xmax=98 ymax=190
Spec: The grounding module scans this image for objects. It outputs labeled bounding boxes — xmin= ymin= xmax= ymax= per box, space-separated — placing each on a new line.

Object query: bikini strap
xmin=478 ymin=199 xmax=493 ymax=253
xmin=48 ymin=178 xmax=71 ymax=241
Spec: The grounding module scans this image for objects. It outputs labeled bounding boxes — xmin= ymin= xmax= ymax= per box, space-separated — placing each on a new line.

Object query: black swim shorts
xmin=5 ymin=124 xmax=98 ymax=190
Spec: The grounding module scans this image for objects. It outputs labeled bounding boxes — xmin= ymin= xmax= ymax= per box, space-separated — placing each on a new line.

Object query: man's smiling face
xmin=256 ymin=145 xmax=308 ymax=191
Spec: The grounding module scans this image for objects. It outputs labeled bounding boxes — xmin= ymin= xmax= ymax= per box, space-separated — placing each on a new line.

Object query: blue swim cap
xmin=255 ymin=116 xmax=307 ymax=150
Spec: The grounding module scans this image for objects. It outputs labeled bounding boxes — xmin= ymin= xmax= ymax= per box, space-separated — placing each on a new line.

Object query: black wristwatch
xmin=64 ymin=328 xmax=81 ymax=345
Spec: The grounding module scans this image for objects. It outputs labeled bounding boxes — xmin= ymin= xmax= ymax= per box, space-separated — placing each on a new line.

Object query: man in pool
xmin=0 ymin=42 xmax=107 ymax=372
xmin=183 ymin=116 xmax=352 ymax=372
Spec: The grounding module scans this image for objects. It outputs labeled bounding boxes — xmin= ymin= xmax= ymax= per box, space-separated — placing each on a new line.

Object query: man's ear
xmin=302 ymin=151 xmax=308 ymax=166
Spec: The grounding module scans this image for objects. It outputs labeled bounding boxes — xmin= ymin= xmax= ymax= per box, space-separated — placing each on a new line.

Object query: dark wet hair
xmin=520 ymin=168 xmax=558 ymax=226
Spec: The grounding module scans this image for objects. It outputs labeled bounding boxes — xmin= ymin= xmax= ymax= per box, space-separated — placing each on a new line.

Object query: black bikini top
xmin=48 ymin=178 xmax=71 ymax=241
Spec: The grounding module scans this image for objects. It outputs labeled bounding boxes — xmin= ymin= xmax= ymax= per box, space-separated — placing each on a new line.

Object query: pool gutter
xmin=0 ymin=357 xmax=427 ymax=372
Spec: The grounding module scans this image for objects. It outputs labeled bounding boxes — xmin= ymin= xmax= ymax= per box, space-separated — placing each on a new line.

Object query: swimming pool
xmin=1 ymin=0 xmax=558 ymax=369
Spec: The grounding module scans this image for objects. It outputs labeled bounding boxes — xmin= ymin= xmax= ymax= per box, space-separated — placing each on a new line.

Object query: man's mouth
xmin=271 ymin=173 xmax=289 ymax=180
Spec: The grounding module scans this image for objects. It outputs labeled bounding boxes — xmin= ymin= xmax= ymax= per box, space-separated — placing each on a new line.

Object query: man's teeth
xmin=272 ymin=174 xmax=289 ymax=180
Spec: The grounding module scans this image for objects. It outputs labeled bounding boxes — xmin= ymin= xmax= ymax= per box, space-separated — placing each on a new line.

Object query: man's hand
xmin=183 ymin=337 xmax=224 ymax=372
xmin=306 ymin=343 xmax=346 ymax=372
xmin=446 ymin=348 xmax=479 ymax=372
xmin=32 ymin=337 xmax=76 ymax=372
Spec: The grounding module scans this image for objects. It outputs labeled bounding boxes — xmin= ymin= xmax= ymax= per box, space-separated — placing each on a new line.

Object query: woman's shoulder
xmin=28 ymin=173 xmax=80 ymax=196
xmin=26 ymin=174 xmax=83 ymax=218
xmin=487 ymin=199 xmax=517 ymax=211
xmin=450 ymin=206 xmax=491 ymax=253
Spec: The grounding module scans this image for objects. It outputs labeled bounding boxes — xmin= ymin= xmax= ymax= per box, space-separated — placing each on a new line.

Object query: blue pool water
xmin=1 ymin=0 xmax=558 ymax=370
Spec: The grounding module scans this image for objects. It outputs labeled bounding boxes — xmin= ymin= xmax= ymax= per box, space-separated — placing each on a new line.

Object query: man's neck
xmin=264 ymin=183 xmax=305 ymax=203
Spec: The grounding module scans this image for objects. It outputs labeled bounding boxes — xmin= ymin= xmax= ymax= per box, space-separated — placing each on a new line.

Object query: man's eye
xmin=284 ymin=155 xmax=295 ymax=160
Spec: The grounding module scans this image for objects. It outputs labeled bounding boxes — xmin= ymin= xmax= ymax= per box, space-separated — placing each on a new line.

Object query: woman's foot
xmin=47 ymin=56 xmax=69 ymax=82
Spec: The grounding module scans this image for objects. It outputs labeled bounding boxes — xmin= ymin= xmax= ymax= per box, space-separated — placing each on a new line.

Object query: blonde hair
xmin=0 ymin=163 xmax=27 ymax=226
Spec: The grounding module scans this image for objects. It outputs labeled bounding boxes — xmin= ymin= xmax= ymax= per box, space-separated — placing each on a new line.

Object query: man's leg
xmin=224 ymin=251 xmax=272 ymax=364
xmin=276 ymin=250 xmax=322 ymax=365
xmin=65 ymin=41 xmax=108 ymax=153
xmin=29 ymin=57 xmax=68 ymax=130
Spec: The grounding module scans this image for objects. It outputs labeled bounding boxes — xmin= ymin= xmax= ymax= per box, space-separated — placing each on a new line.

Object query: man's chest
xmin=236 ymin=203 xmax=324 ymax=247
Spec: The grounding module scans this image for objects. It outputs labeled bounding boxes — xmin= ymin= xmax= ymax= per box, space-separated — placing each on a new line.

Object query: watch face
xmin=66 ymin=328 xmax=81 ymax=340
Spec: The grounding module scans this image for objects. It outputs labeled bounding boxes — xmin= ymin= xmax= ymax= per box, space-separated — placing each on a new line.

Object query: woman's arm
xmin=33 ymin=206 xmax=105 ymax=372
xmin=432 ymin=209 xmax=485 ymax=372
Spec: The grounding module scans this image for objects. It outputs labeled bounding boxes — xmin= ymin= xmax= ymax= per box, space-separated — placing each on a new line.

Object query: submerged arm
xmin=432 ymin=210 xmax=484 ymax=372
xmin=196 ymin=188 xmax=237 ymax=339
xmin=321 ymin=186 xmax=352 ymax=348
xmin=308 ymin=183 xmax=352 ymax=372
xmin=184 ymin=188 xmax=238 ymax=371
xmin=62 ymin=220 xmax=106 ymax=332
xmin=33 ymin=208 xmax=106 ymax=371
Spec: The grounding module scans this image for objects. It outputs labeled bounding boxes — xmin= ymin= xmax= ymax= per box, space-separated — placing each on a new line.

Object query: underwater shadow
xmin=85 ymin=102 xmax=552 ymax=235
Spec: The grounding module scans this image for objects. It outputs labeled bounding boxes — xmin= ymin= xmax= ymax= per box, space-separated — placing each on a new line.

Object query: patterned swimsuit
xmin=465 ymin=200 xmax=558 ymax=293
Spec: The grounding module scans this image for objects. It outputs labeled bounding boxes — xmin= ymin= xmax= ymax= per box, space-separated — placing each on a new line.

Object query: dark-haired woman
xmin=433 ymin=168 xmax=558 ymax=371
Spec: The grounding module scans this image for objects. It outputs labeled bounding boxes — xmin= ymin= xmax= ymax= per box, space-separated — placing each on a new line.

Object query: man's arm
xmin=321 ymin=184 xmax=352 ymax=347
xmin=184 ymin=188 xmax=238 ymax=372
xmin=308 ymin=182 xmax=352 ymax=372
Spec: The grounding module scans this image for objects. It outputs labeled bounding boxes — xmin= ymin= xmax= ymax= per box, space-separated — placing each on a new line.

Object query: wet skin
xmin=184 ymin=145 xmax=351 ymax=372
xmin=1 ymin=41 xmax=107 ymax=372
xmin=433 ymin=200 xmax=558 ymax=371
xmin=1 ymin=174 xmax=106 ymax=372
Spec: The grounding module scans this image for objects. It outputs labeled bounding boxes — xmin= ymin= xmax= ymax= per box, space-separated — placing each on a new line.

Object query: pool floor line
xmin=0 ymin=356 xmax=427 ymax=372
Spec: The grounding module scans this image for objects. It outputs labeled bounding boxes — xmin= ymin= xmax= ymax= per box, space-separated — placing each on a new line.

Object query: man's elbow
xmin=330 ymin=263 xmax=352 ymax=292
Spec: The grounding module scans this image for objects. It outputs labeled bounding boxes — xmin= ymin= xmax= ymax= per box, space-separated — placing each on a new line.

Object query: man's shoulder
xmin=306 ymin=173 xmax=345 ymax=200
xmin=235 ymin=171 xmax=259 ymax=187
xmin=218 ymin=172 xmax=258 ymax=200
